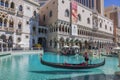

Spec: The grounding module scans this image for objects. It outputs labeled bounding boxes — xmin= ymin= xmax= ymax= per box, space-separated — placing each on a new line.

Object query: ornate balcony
xmin=17 ymin=11 xmax=23 ymax=17
xmin=8 ymin=8 xmax=16 ymax=14
xmin=0 ymin=6 xmax=4 ymax=11
xmin=0 ymin=27 xmax=3 ymax=30
xmin=8 ymin=27 xmax=14 ymax=32
xmin=3 ymin=27 xmax=8 ymax=31
xmin=16 ymin=29 xmax=22 ymax=35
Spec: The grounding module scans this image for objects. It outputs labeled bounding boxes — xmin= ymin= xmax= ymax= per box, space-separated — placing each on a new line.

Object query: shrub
xmin=34 ymin=44 xmax=42 ymax=48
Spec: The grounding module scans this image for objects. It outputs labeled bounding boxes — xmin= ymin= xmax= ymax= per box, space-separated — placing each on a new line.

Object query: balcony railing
xmin=8 ymin=27 xmax=14 ymax=32
xmin=0 ymin=6 xmax=4 ymax=11
xmin=0 ymin=6 xmax=11 ymax=12
xmin=3 ymin=27 xmax=8 ymax=31
xmin=8 ymin=8 xmax=16 ymax=14
xmin=0 ymin=27 xmax=8 ymax=31
xmin=17 ymin=11 xmax=23 ymax=17
xmin=16 ymin=29 xmax=22 ymax=35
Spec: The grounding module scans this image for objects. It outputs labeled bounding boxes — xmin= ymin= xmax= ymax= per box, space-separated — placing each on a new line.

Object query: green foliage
xmin=34 ymin=44 xmax=42 ymax=48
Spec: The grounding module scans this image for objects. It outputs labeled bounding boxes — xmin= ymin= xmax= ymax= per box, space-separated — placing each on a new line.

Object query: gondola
xmin=101 ymin=53 xmax=118 ymax=57
xmin=60 ymin=51 xmax=76 ymax=56
xmin=41 ymin=58 xmax=105 ymax=69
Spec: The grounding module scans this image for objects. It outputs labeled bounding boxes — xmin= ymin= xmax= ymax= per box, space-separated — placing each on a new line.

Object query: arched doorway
xmin=38 ymin=37 xmax=46 ymax=49
xmin=85 ymin=40 xmax=88 ymax=49
xmin=1 ymin=34 xmax=7 ymax=50
xmin=66 ymin=38 xmax=70 ymax=46
xmin=59 ymin=37 xmax=64 ymax=48
xmin=8 ymin=36 xmax=13 ymax=48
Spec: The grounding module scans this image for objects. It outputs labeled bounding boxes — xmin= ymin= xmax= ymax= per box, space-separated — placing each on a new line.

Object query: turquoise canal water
xmin=0 ymin=52 xmax=120 ymax=80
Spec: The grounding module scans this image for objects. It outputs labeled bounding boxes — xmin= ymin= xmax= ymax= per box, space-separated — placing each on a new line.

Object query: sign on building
xmin=71 ymin=1 xmax=78 ymax=24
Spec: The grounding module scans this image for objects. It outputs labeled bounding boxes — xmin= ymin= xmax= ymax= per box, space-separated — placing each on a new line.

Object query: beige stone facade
xmin=0 ymin=0 xmax=40 ymax=49
xmin=39 ymin=0 xmax=114 ymax=53
xmin=105 ymin=6 xmax=120 ymax=45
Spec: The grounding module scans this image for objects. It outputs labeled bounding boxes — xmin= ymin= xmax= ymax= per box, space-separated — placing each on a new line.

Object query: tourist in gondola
xmin=83 ymin=51 xmax=89 ymax=65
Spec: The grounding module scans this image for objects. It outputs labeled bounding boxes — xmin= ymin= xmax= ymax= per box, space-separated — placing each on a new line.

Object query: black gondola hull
xmin=41 ymin=59 xmax=105 ymax=69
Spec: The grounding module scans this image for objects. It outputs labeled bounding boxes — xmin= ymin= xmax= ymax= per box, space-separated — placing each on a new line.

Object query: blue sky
xmin=104 ymin=0 xmax=120 ymax=7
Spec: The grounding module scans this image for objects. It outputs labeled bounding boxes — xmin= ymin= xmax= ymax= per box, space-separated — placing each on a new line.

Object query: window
xmin=49 ymin=10 xmax=52 ymax=17
xmin=27 ymin=7 xmax=30 ymax=10
xmin=4 ymin=19 xmax=7 ymax=27
xmin=50 ymin=40 xmax=52 ymax=46
xmin=18 ymin=22 xmax=22 ymax=29
xmin=33 ymin=11 xmax=36 ymax=16
xmin=0 ymin=18 xmax=2 ymax=26
xmin=32 ymin=39 xmax=35 ymax=44
xmin=26 ymin=35 xmax=29 ymax=38
xmin=5 ymin=1 xmax=9 ymax=7
xmin=1 ymin=0 xmax=4 ymax=6
xmin=17 ymin=37 xmax=21 ymax=42
xmin=26 ymin=21 xmax=29 ymax=24
xmin=78 ymin=14 xmax=81 ymax=21
xmin=19 ymin=5 xmax=23 ymax=11
xmin=65 ymin=9 xmax=69 ymax=17
xmin=62 ymin=0 xmax=64 ymax=3
xmin=10 ymin=2 xmax=15 ymax=9
xmin=53 ymin=1 xmax=55 ymax=4
xmin=100 ymin=23 xmax=102 ymax=28
xmin=32 ymin=26 xmax=36 ymax=32
xmin=105 ymin=25 xmax=107 ymax=29
xmin=38 ymin=28 xmax=40 ymax=33
xmin=9 ymin=19 xmax=14 ymax=28
xmin=110 ymin=27 xmax=112 ymax=31
xmin=87 ymin=18 xmax=90 ymax=24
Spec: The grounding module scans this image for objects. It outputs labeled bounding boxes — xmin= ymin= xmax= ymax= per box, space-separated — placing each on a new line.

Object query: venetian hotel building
xmin=0 ymin=0 xmax=40 ymax=49
xmin=39 ymin=0 xmax=114 ymax=52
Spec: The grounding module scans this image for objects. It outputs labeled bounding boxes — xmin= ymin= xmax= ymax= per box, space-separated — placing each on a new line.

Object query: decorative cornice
xmin=24 ymin=0 xmax=40 ymax=6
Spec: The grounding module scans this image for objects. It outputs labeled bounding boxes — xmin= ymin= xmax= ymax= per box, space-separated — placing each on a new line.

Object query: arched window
xmin=5 ymin=1 xmax=9 ymax=7
xmin=17 ymin=37 xmax=21 ymax=43
xmin=50 ymin=40 xmax=52 ymax=46
xmin=32 ymin=39 xmax=35 ymax=44
xmin=9 ymin=19 xmax=14 ymax=28
xmin=19 ymin=5 xmax=23 ymax=11
xmin=68 ymin=27 xmax=69 ymax=33
xmin=33 ymin=11 xmax=36 ymax=16
xmin=1 ymin=34 xmax=6 ymax=43
xmin=0 ymin=0 xmax=4 ymax=6
xmin=105 ymin=25 xmax=107 ymax=29
xmin=49 ymin=10 xmax=52 ymax=17
xmin=110 ymin=27 xmax=112 ymax=31
xmin=8 ymin=36 xmax=13 ymax=46
xmin=62 ymin=26 xmax=64 ymax=32
xmin=18 ymin=22 xmax=22 ymax=29
xmin=78 ymin=14 xmax=81 ymax=21
xmin=87 ymin=18 xmax=90 ymax=24
xmin=0 ymin=18 xmax=2 ymax=26
xmin=100 ymin=23 xmax=102 ymax=28
xmin=59 ymin=25 xmax=61 ymax=31
xmin=4 ymin=19 xmax=7 ymax=27
xmin=10 ymin=2 xmax=15 ymax=9
xmin=32 ymin=26 xmax=36 ymax=32
xmin=65 ymin=9 xmax=69 ymax=17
